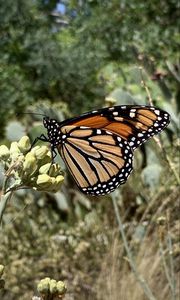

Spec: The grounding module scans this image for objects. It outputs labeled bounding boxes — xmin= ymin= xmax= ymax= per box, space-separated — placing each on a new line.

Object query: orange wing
xmin=58 ymin=126 xmax=133 ymax=196
xmin=65 ymin=105 xmax=170 ymax=150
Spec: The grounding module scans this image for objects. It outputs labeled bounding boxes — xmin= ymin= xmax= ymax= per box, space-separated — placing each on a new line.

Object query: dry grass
xmin=97 ymin=188 xmax=180 ymax=300
xmin=97 ymin=237 xmax=178 ymax=300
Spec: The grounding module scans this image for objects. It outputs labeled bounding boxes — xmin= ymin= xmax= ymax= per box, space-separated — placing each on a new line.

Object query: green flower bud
xmin=18 ymin=136 xmax=31 ymax=153
xmin=36 ymin=173 xmax=64 ymax=192
xmin=56 ymin=281 xmax=67 ymax=295
xmin=0 ymin=145 xmax=10 ymax=160
xmin=23 ymin=152 xmax=37 ymax=174
xmin=54 ymin=175 xmax=64 ymax=189
xmin=47 ymin=175 xmax=64 ymax=192
xmin=31 ymin=146 xmax=40 ymax=153
xmin=48 ymin=163 xmax=61 ymax=177
xmin=49 ymin=279 xmax=57 ymax=294
xmin=31 ymin=146 xmax=51 ymax=164
xmin=37 ymin=277 xmax=50 ymax=294
xmin=10 ymin=142 xmax=21 ymax=160
xmin=10 ymin=142 xmax=20 ymax=153
xmin=40 ymin=151 xmax=52 ymax=165
xmin=0 ymin=265 xmax=4 ymax=278
xmin=36 ymin=174 xmax=53 ymax=190
xmin=39 ymin=163 xmax=51 ymax=175
xmin=34 ymin=146 xmax=49 ymax=160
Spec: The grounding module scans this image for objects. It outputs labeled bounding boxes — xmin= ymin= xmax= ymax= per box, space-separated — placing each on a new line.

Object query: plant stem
xmin=112 ymin=192 xmax=157 ymax=300
xmin=161 ymin=146 xmax=180 ymax=186
xmin=0 ymin=175 xmax=13 ymax=227
xmin=159 ymin=241 xmax=175 ymax=298
xmin=166 ymin=211 xmax=176 ymax=300
xmin=0 ymin=191 xmax=13 ymax=227
xmin=139 ymin=67 xmax=153 ymax=106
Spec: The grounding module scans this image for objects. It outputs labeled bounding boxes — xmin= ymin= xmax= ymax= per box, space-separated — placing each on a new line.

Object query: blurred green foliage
xmin=0 ymin=0 xmax=179 ymax=133
xmin=0 ymin=0 xmax=179 ymax=299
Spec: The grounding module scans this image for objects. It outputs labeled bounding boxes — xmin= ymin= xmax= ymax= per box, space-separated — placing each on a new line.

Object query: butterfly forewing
xmin=58 ymin=126 xmax=133 ymax=195
xmin=67 ymin=105 xmax=170 ymax=150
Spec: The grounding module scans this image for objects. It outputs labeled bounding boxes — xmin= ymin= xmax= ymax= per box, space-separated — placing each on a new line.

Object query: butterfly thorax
xmin=43 ymin=117 xmax=62 ymax=146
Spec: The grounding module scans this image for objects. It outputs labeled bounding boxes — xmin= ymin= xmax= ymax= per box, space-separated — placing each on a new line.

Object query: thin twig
xmin=139 ymin=67 xmax=153 ymax=106
xmin=0 ymin=173 xmax=16 ymax=226
xmin=139 ymin=66 xmax=180 ymax=185
xmin=159 ymin=241 xmax=176 ymax=299
xmin=2 ymin=174 xmax=8 ymax=196
xmin=160 ymin=144 xmax=180 ymax=185
xmin=0 ymin=191 xmax=13 ymax=227
xmin=0 ymin=175 xmax=10 ymax=226
xmin=166 ymin=210 xmax=176 ymax=300
xmin=112 ymin=192 xmax=157 ymax=300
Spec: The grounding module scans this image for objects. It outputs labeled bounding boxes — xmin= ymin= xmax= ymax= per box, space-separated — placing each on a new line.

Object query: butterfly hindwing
xmin=58 ymin=126 xmax=133 ymax=195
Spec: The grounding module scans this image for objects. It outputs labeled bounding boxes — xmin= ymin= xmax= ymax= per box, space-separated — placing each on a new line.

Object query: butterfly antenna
xmin=16 ymin=112 xmax=48 ymax=118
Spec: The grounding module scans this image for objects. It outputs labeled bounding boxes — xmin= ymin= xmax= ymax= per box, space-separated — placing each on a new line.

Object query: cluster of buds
xmin=37 ymin=277 xmax=67 ymax=300
xmin=0 ymin=136 xmax=64 ymax=193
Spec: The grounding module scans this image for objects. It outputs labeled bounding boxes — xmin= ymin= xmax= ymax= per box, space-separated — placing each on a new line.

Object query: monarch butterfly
xmin=34 ymin=105 xmax=170 ymax=196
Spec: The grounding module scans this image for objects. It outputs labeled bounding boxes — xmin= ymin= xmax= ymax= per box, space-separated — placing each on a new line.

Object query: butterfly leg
xmin=30 ymin=134 xmax=49 ymax=149
xmin=50 ymin=146 xmax=57 ymax=164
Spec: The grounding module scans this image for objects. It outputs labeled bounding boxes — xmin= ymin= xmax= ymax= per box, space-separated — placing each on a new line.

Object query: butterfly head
xmin=43 ymin=116 xmax=50 ymax=129
xmin=43 ymin=117 xmax=62 ymax=146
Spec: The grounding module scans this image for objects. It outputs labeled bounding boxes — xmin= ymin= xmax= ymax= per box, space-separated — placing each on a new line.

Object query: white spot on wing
xmin=130 ymin=112 xmax=135 ymax=118
xmin=80 ymin=126 xmax=90 ymax=129
xmin=154 ymin=123 xmax=159 ymax=127
xmin=154 ymin=109 xmax=160 ymax=115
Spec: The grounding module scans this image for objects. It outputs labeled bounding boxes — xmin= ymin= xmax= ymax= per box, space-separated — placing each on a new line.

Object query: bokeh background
xmin=0 ymin=1 xmax=179 ymax=299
